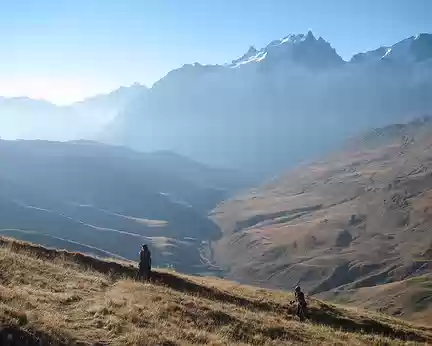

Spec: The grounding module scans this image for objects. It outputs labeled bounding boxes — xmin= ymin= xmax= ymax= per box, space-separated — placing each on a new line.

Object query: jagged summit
xmin=305 ymin=29 xmax=316 ymax=41
xmin=231 ymin=31 xmax=432 ymax=68
xmin=229 ymin=31 xmax=343 ymax=69
xmin=231 ymin=45 xmax=259 ymax=65
xmin=107 ymin=31 xmax=432 ymax=175
xmin=268 ymin=30 xmax=316 ymax=47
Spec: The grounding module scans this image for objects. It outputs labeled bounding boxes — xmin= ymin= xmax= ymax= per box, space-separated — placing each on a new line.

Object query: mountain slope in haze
xmin=106 ymin=32 xmax=432 ymax=177
xmin=1 ymin=237 xmax=431 ymax=345
xmin=0 ymin=83 xmax=147 ymax=141
xmin=0 ymin=139 xmax=248 ymax=274
xmin=351 ymin=33 xmax=432 ymax=64
xmin=211 ymin=116 xmax=432 ymax=323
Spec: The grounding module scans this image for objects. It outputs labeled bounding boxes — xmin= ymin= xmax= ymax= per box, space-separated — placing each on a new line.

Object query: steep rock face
xmin=107 ymin=33 xmax=432 ymax=177
xmin=210 ymin=117 xmax=432 ymax=301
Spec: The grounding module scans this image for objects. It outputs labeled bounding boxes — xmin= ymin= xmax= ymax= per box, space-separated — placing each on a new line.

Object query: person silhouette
xmin=137 ymin=244 xmax=152 ymax=281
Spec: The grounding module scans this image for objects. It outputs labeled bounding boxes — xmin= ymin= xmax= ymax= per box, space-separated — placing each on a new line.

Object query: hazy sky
xmin=1 ymin=0 xmax=431 ymax=104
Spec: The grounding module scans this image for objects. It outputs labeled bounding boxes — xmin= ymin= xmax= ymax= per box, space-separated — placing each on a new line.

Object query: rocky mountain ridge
xmin=107 ymin=32 xmax=432 ymax=176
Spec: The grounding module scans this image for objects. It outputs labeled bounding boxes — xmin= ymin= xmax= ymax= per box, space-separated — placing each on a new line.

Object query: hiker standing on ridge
xmin=293 ymin=286 xmax=308 ymax=321
xmin=137 ymin=244 xmax=152 ymax=281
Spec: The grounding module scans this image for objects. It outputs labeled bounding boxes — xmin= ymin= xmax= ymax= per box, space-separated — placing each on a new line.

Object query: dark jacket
xmin=295 ymin=291 xmax=307 ymax=305
xmin=139 ymin=249 xmax=151 ymax=269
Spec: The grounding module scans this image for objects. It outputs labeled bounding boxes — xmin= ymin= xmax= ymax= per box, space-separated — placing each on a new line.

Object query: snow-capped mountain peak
xmin=351 ymin=33 xmax=432 ymax=64
xmin=279 ymin=33 xmax=306 ymax=45
xmin=229 ymin=31 xmax=342 ymax=69
xmin=279 ymin=31 xmax=315 ymax=45
xmin=383 ymin=36 xmax=417 ymax=62
xmin=230 ymin=46 xmax=260 ymax=66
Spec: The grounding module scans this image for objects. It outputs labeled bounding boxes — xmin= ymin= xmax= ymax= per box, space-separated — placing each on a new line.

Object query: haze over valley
xmin=3 ymin=32 xmax=432 ymax=176
xmin=1 ymin=1 xmax=432 ymax=341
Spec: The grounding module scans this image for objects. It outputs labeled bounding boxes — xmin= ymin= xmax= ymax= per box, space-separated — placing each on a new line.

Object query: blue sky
xmin=1 ymin=0 xmax=431 ymax=104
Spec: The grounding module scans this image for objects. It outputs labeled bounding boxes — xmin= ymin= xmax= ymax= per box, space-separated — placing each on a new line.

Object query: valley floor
xmin=1 ymin=237 xmax=432 ymax=345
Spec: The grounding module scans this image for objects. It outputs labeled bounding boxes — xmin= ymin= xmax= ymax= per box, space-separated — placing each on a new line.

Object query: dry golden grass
xmin=210 ymin=134 xmax=432 ymax=323
xmin=321 ymin=274 xmax=432 ymax=324
xmin=1 ymin=238 xmax=432 ymax=345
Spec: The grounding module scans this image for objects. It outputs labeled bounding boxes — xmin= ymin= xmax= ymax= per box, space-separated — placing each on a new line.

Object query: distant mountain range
xmin=1 ymin=32 xmax=431 ymax=177
xmin=105 ymin=32 xmax=432 ymax=176
xmin=0 ymin=83 xmax=147 ymax=140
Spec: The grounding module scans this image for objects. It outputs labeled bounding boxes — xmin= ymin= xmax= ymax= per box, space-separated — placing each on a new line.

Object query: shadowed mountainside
xmin=106 ymin=33 xmax=432 ymax=177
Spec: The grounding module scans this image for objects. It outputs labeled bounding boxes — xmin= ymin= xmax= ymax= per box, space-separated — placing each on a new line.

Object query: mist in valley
xmin=1 ymin=2 xmax=431 ymax=319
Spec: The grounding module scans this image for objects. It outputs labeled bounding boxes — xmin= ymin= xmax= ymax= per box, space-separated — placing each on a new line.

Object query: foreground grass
xmin=0 ymin=238 xmax=431 ymax=345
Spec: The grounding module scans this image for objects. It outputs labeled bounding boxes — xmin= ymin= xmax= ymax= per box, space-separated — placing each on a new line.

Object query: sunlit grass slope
xmin=0 ymin=237 xmax=431 ymax=345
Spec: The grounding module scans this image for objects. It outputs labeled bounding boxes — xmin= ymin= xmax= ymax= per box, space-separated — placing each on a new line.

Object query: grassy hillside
xmin=320 ymin=274 xmax=432 ymax=323
xmin=1 ymin=237 xmax=432 ymax=345
xmin=211 ymin=117 xmax=432 ymax=322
